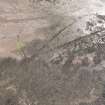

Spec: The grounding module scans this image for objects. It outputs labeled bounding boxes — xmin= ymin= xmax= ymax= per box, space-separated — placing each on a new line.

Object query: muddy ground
xmin=1 ymin=0 xmax=105 ymax=105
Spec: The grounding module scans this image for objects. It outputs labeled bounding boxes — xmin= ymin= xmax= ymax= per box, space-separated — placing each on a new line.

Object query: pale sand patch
xmin=0 ymin=0 xmax=105 ymax=59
